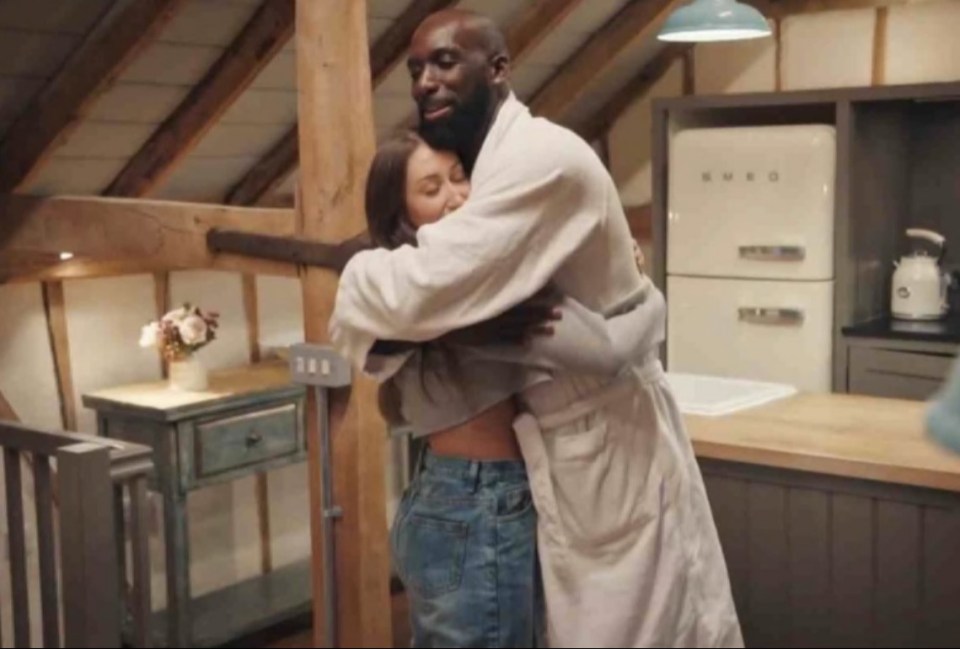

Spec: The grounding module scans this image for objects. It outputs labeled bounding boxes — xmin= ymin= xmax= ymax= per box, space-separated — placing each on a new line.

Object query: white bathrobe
xmin=330 ymin=93 xmax=743 ymax=648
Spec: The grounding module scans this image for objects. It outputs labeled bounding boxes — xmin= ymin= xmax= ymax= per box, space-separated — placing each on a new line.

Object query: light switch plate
xmin=288 ymin=343 xmax=352 ymax=387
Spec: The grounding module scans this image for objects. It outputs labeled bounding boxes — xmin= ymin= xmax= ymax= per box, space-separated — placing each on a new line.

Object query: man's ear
xmin=490 ymin=53 xmax=510 ymax=84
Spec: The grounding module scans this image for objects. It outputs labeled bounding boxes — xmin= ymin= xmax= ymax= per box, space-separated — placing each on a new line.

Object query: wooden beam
xmin=506 ymin=0 xmax=588 ymax=64
xmin=682 ymin=47 xmax=696 ymax=96
xmin=530 ymin=0 xmax=686 ymax=122
xmin=575 ymin=44 xmax=690 ymax=143
xmin=206 ymin=229 xmax=358 ymax=270
xmin=775 ymin=17 xmax=783 ymax=92
xmin=0 ymin=196 xmax=298 ymax=282
xmin=0 ymin=0 xmax=185 ymax=194
xmin=296 ymin=1 xmax=390 ymax=646
xmin=0 ymin=390 xmax=17 ymax=421
xmin=41 ymin=282 xmax=77 ymax=432
xmin=872 ymin=6 xmax=889 ymax=86
xmin=104 ymin=0 xmax=295 ymax=198
xmin=242 ymin=275 xmax=262 ymax=365
xmin=240 ymin=272 xmax=274 ymax=576
xmin=767 ymin=0 xmax=940 ymax=17
xmin=224 ymin=129 xmax=299 ymax=206
xmin=154 ymin=272 xmax=171 ymax=378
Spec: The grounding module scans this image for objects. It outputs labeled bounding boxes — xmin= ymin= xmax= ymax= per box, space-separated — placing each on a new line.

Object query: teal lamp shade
xmin=927 ymin=357 xmax=960 ymax=455
xmin=658 ymin=0 xmax=772 ymax=42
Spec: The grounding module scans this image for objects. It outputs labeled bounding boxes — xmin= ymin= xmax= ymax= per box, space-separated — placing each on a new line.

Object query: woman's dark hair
xmin=364 ymin=130 xmax=423 ymax=250
xmin=364 ymin=131 xmax=465 ymax=429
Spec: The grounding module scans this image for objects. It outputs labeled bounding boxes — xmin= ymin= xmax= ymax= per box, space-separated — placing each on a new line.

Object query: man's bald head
xmin=407 ymin=10 xmax=511 ymax=164
xmin=412 ymin=9 xmax=509 ymax=60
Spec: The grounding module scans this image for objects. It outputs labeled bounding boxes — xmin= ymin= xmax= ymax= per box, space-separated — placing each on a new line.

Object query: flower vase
xmin=168 ymin=354 xmax=208 ymax=391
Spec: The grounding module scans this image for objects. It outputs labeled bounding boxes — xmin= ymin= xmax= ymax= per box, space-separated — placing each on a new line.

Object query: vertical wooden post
xmin=58 ymin=442 xmax=121 ymax=647
xmin=42 ymin=281 xmax=78 ymax=431
xmin=872 ymin=7 xmax=889 ymax=86
xmin=682 ymin=47 xmax=696 ymax=96
xmin=774 ymin=17 xmax=783 ymax=92
xmin=154 ymin=271 xmax=171 ymax=377
xmin=295 ymin=1 xmax=391 ymax=647
xmin=0 ymin=389 xmax=17 ymax=420
xmin=242 ymin=273 xmax=274 ymax=575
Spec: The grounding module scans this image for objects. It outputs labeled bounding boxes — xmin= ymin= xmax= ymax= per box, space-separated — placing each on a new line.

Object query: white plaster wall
xmin=0 ymin=283 xmax=61 ymax=429
xmin=694 ymin=27 xmax=776 ymax=95
xmin=781 ymin=9 xmax=876 ymax=90
xmin=885 ymin=1 xmax=960 ymax=84
xmin=608 ymin=2 xmax=960 ymax=275
xmin=63 ymin=274 xmax=162 ymax=433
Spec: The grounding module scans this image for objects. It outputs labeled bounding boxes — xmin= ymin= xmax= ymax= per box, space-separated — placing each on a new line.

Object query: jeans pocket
xmin=498 ymin=486 xmax=535 ymax=521
xmin=398 ymin=514 xmax=469 ymax=598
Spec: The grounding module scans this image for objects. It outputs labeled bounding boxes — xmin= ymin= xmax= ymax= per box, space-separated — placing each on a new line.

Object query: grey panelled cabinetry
xmin=652 ymin=82 xmax=960 ymax=392
xmin=688 ymin=392 xmax=960 ymax=647
xmin=703 ymin=459 xmax=960 ymax=648
xmin=847 ymin=344 xmax=954 ymax=400
xmin=82 ymin=362 xmax=309 ymax=648
xmin=842 ymin=316 xmax=959 ymax=400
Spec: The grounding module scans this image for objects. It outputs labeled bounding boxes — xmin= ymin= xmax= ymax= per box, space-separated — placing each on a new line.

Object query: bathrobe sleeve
xmin=329 ymin=141 xmax=605 ymax=369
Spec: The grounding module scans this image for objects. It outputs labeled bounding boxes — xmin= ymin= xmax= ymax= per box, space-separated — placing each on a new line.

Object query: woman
xmin=365 ymin=131 xmax=663 ymax=647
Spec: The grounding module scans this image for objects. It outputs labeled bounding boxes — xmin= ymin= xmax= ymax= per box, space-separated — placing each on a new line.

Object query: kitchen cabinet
xmin=652 ymin=81 xmax=960 ymax=393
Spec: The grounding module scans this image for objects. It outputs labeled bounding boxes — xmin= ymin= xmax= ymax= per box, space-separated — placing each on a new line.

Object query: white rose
xmin=139 ymin=322 xmax=160 ymax=348
xmin=163 ymin=306 xmax=190 ymax=323
xmin=178 ymin=314 xmax=208 ymax=345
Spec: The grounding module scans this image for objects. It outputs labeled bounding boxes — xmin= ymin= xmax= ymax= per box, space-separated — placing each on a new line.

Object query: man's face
xmin=407 ymin=20 xmax=495 ymax=151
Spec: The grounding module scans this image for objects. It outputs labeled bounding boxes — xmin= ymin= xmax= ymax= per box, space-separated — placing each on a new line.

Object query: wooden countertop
xmin=687 ymin=393 xmax=960 ymax=494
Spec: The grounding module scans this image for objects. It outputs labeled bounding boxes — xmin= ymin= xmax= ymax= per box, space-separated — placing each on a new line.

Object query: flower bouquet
xmin=139 ymin=303 xmax=220 ymax=390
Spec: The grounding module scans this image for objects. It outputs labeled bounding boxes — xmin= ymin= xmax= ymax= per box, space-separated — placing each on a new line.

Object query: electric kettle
xmin=891 ymin=228 xmax=950 ymax=321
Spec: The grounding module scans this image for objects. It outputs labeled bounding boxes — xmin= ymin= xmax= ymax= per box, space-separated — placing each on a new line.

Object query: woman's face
xmin=404 ymin=142 xmax=470 ymax=228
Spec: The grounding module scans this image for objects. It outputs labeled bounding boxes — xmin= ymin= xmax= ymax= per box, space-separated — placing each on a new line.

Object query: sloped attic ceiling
xmin=0 ymin=0 xmax=687 ymax=204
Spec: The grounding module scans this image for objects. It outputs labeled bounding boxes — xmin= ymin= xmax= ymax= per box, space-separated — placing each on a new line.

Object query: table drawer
xmin=195 ymin=403 xmax=300 ymax=478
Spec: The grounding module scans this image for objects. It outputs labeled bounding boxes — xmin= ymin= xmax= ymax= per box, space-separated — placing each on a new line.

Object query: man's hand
xmin=441 ymin=289 xmax=562 ymax=346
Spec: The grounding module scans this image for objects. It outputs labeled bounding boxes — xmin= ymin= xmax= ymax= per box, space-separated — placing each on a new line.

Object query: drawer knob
xmin=246 ymin=432 xmax=263 ymax=447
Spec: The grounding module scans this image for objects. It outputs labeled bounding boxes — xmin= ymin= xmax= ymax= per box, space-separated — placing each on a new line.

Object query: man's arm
xmin=330 ymin=142 xmax=604 ymax=368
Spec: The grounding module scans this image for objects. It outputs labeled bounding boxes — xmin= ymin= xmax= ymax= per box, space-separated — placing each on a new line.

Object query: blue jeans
xmin=391 ymin=451 xmax=542 ymax=648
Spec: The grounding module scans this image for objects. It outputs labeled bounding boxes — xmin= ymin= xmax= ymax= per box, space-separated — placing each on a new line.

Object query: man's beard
xmin=418 ymin=84 xmax=492 ymax=154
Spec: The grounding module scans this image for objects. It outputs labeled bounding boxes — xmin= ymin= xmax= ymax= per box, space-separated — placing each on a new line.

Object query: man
xmin=331 ymin=9 xmax=743 ymax=648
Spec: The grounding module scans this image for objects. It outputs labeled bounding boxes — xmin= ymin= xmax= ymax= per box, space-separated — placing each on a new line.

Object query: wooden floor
xmin=230 ymin=592 xmax=411 ymax=649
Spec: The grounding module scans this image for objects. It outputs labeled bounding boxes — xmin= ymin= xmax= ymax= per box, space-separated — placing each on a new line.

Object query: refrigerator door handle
xmin=738 ymin=245 xmax=806 ymax=262
xmin=738 ymin=307 xmax=805 ymax=326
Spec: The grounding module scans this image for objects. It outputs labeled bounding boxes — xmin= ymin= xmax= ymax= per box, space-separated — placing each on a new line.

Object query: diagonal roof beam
xmin=104 ymin=0 xmax=295 ymax=198
xmin=530 ymin=0 xmax=686 ymax=123
xmin=575 ymin=44 xmax=691 ymax=143
xmin=0 ymin=0 xmax=186 ymax=194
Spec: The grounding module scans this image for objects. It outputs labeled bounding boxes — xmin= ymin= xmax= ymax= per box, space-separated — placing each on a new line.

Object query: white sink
xmin=664 ymin=373 xmax=797 ymax=417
